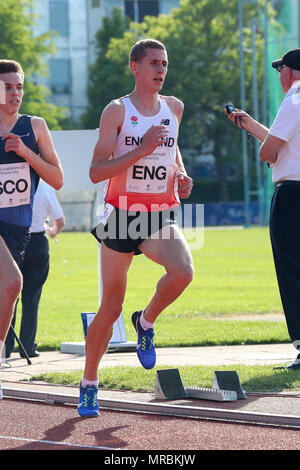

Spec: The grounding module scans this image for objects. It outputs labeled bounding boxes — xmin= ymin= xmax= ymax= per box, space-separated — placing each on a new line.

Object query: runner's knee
xmin=172 ymin=264 xmax=194 ymax=288
xmin=5 ymin=269 xmax=23 ymax=302
xmin=102 ymin=297 xmax=124 ymax=323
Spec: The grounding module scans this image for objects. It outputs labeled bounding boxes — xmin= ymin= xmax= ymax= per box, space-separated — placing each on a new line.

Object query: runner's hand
xmin=177 ymin=172 xmax=193 ymax=199
xmin=3 ymin=132 xmax=30 ymax=159
xmin=140 ymin=125 xmax=169 ymax=157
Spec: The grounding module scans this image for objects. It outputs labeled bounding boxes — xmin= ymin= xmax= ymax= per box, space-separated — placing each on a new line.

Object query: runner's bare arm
xmin=2 ymin=117 xmax=63 ymax=190
xmin=176 ymin=146 xmax=193 ymax=198
xmin=165 ymin=96 xmax=193 ymax=198
xmin=165 ymin=96 xmax=187 ymax=172
xmin=89 ymin=100 xmax=169 ymax=184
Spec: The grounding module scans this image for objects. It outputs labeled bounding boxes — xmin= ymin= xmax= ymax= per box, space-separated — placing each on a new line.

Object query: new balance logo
xmin=160 ymin=119 xmax=170 ymax=125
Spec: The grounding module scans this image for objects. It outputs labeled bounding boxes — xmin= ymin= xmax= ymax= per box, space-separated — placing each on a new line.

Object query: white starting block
xmin=184 ymin=386 xmax=237 ymax=402
xmin=155 ymin=368 xmax=246 ymax=402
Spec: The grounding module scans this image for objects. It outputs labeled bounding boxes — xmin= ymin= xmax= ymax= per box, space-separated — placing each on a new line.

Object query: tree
xmin=162 ymin=0 xmax=265 ymax=200
xmin=83 ymin=0 xmax=266 ymax=200
xmin=81 ymin=8 xmax=132 ymax=128
xmin=0 ymin=0 xmax=69 ymax=129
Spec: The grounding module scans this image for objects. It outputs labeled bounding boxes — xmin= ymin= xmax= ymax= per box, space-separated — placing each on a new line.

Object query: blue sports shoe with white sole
xmin=78 ymin=383 xmax=100 ymax=417
xmin=132 ymin=311 xmax=156 ymax=370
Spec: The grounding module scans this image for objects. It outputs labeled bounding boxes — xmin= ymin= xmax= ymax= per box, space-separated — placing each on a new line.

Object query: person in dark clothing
xmin=0 ymin=60 xmax=63 ymax=399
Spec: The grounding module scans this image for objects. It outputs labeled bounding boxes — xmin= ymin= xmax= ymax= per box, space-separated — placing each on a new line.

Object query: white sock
xmin=140 ymin=311 xmax=154 ymax=331
xmin=81 ymin=377 xmax=98 ymax=388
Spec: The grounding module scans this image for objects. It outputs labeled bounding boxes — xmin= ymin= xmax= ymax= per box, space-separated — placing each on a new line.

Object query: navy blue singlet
xmin=0 ymin=115 xmax=39 ymax=264
xmin=0 ymin=114 xmax=39 ymax=227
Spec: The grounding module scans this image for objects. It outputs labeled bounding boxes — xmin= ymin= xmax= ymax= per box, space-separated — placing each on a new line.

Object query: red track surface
xmin=0 ymin=397 xmax=300 ymax=451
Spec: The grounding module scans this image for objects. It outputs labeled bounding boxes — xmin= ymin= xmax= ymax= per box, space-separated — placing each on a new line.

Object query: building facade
xmin=34 ymin=0 xmax=180 ymax=122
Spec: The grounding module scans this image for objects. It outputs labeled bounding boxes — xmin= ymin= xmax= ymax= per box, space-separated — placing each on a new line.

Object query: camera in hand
xmin=225 ymin=103 xmax=235 ymax=114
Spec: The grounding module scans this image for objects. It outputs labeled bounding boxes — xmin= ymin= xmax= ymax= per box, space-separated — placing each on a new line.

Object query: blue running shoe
xmin=78 ymin=383 xmax=100 ymax=417
xmin=132 ymin=311 xmax=156 ymax=370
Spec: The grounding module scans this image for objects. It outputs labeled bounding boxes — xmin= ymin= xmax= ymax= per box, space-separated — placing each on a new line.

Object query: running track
xmin=0 ymin=397 xmax=300 ymax=451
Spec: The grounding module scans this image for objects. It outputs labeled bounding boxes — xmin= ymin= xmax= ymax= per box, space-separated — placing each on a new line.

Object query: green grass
xmin=18 ymin=226 xmax=299 ymax=393
xmin=13 ymin=227 xmax=288 ymax=351
xmin=32 ymin=364 xmax=300 ymax=394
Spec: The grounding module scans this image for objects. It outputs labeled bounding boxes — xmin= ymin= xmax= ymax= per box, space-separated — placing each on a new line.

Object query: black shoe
xmin=4 ymin=346 xmax=15 ymax=358
xmin=20 ymin=350 xmax=40 ymax=358
xmin=273 ymin=353 xmax=300 ymax=370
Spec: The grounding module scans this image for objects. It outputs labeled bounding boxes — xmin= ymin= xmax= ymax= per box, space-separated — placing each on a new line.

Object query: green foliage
xmin=185 ymin=178 xmax=244 ymax=203
xmin=81 ymin=8 xmax=133 ymax=128
xmin=0 ymin=0 xmax=52 ymax=73
xmin=81 ymin=0 xmax=267 ymax=199
xmin=0 ymin=0 xmax=69 ymax=129
xmin=21 ymin=82 xmax=70 ymax=130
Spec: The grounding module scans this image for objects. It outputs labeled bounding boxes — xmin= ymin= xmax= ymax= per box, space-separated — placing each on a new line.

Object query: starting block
xmin=213 ymin=371 xmax=246 ymax=399
xmin=155 ymin=369 xmax=246 ymax=402
xmin=155 ymin=369 xmax=187 ymax=400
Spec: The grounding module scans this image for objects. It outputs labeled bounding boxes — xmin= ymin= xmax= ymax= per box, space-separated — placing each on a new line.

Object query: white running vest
xmin=103 ymin=95 xmax=180 ymax=212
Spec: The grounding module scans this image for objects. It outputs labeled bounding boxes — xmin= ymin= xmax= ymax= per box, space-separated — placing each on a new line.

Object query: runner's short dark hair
xmin=0 ymin=60 xmax=24 ymax=80
xmin=129 ymin=39 xmax=166 ymax=63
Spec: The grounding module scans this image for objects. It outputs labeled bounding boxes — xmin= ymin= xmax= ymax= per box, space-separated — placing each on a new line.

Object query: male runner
xmin=78 ymin=39 xmax=193 ymax=417
xmin=0 ymin=60 xmax=63 ymax=399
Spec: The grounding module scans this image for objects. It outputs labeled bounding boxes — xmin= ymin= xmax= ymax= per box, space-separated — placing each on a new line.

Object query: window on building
xmin=50 ymin=58 xmax=71 ymax=94
xmin=49 ymin=0 xmax=69 ymax=37
xmin=91 ymin=0 xmax=100 ymax=6
xmin=125 ymin=1 xmax=135 ymax=20
xmin=138 ymin=0 xmax=158 ymax=21
xmin=125 ymin=0 xmax=159 ymax=22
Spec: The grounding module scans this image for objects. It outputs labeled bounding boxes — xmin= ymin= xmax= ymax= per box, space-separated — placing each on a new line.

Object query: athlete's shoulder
xmin=162 ymin=95 xmax=184 ymax=106
xmin=161 ymin=95 xmax=184 ymax=120
xmin=17 ymin=114 xmax=45 ymax=126
xmin=98 ymin=98 xmax=126 ymax=131
xmin=29 ymin=116 xmax=50 ymax=138
xmin=103 ymin=96 xmax=128 ymax=112
xmin=30 ymin=116 xmax=48 ymax=127
xmin=102 ymin=98 xmax=125 ymax=120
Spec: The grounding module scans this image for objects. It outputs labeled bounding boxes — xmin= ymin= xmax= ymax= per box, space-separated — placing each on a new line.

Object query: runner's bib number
xmin=126 ymin=155 xmax=171 ymax=194
xmin=0 ymin=162 xmax=31 ymax=208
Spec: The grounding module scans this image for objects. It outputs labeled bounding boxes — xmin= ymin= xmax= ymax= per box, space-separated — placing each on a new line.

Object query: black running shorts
xmin=91 ymin=206 xmax=177 ymax=255
xmin=0 ymin=220 xmax=30 ymax=266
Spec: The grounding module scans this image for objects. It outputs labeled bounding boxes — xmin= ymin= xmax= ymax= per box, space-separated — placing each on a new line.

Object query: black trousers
xmin=269 ymin=181 xmax=300 ymax=346
xmin=5 ymin=232 xmax=50 ymax=355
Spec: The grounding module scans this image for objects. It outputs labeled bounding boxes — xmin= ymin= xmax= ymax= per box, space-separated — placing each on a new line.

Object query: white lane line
xmin=0 ymin=435 xmax=120 ymax=450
